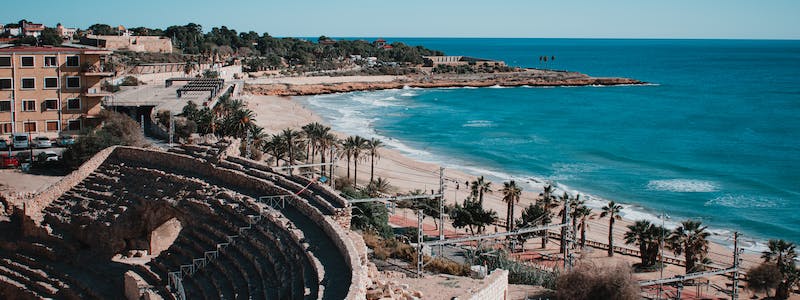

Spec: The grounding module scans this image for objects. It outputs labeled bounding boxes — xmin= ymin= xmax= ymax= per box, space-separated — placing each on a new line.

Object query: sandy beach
xmin=244 ymin=92 xmax=769 ymax=298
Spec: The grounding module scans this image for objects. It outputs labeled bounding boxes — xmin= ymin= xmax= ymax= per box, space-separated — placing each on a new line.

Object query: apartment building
xmin=0 ymin=45 xmax=113 ymax=136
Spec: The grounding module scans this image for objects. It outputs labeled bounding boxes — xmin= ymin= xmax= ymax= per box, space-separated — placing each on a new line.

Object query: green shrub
xmin=555 ymin=263 xmax=639 ymax=300
xmin=119 ymin=76 xmax=141 ymax=86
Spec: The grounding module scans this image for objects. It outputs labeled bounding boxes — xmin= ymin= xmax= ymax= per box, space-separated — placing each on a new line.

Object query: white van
xmin=11 ymin=133 xmax=29 ymax=150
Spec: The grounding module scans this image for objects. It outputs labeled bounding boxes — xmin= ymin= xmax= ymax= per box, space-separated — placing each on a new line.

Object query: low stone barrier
xmin=467 ymin=269 xmax=509 ymax=300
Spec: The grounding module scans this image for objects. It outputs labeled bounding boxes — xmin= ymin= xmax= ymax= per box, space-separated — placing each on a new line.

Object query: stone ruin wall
xmin=12 ymin=146 xmax=117 ymax=235
xmin=221 ymin=137 xmax=353 ymax=227
xmin=112 ymin=146 xmax=369 ymax=300
xmin=6 ymin=144 xmax=368 ymax=299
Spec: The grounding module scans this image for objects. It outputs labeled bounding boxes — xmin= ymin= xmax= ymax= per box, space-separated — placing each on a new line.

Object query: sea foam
xmin=462 ymin=120 xmax=495 ymax=128
xmin=646 ymin=179 xmax=719 ymax=193
xmin=705 ymin=194 xmax=786 ymax=209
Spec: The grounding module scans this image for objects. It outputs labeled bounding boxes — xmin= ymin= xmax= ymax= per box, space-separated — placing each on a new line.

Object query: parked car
xmin=0 ymin=138 xmax=8 ymax=150
xmin=38 ymin=151 xmax=60 ymax=162
xmin=0 ymin=154 xmax=20 ymax=168
xmin=56 ymin=135 xmax=76 ymax=147
xmin=32 ymin=136 xmax=52 ymax=148
xmin=15 ymin=152 xmax=31 ymax=164
xmin=11 ymin=133 xmax=29 ymax=150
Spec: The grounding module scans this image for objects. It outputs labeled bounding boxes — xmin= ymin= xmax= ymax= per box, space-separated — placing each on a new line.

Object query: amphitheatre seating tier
xmin=0 ymin=145 xmax=367 ymax=299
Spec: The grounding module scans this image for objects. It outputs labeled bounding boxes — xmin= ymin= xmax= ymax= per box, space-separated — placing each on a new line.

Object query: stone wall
xmin=111 ymin=146 xmax=369 ymax=299
xmin=467 ymin=269 xmax=509 ymax=300
xmin=18 ymin=146 xmax=117 ymax=230
xmin=149 ymin=218 xmax=182 ymax=256
xmin=84 ymin=35 xmax=173 ymax=53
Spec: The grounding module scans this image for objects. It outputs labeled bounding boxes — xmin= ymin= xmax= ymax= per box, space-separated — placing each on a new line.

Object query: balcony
xmin=83 ymin=87 xmax=113 ymax=97
xmin=81 ymin=63 xmax=115 ymax=77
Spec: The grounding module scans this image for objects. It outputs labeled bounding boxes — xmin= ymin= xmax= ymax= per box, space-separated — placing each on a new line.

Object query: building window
xmin=67 ymin=120 xmax=81 ymax=131
xmin=22 ymin=100 xmax=36 ymax=112
xmin=23 ymin=121 xmax=37 ymax=132
xmin=21 ymin=56 xmax=34 ymax=67
xmin=0 ymin=123 xmax=11 ymax=134
xmin=1 ymin=78 xmax=13 ymax=90
xmin=21 ymin=78 xmax=35 ymax=89
xmin=46 ymin=121 xmax=59 ymax=132
xmin=0 ymin=57 xmax=10 ymax=67
xmin=44 ymin=99 xmax=58 ymax=111
xmin=21 ymin=78 xmax=36 ymax=89
xmin=0 ymin=100 xmax=10 ymax=112
xmin=66 ymin=56 xmax=79 ymax=67
xmin=66 ymin=76 xmax=80 ymax=89
xmin=67 ymin=98 xmax=81 ymax=110
xmin=44 ymin=56 xmax=58 ymax=67
xmin=44 ymin=77 xmax=59 ymax=89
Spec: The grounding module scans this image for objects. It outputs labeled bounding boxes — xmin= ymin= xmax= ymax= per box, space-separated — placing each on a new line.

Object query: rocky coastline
xmin=244 ymin=69 xmax=645 ymax=96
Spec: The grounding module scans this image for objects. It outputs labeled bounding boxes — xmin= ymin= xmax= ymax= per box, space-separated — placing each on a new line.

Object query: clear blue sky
xmin=3 ymin=0 xmax=799 ymax=39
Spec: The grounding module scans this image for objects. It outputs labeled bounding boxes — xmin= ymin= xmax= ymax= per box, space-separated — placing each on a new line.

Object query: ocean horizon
xmin=298 ymin=38 xmax=800 ymax=250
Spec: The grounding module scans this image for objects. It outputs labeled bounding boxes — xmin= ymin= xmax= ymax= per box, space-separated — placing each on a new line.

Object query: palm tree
xmin=576 ymin=205 xmax=593 ymax=248
xmin=538 ymin=185 xmax=559 ymax=248
xmin=317 ymin=132 xmax=336 ymax=178
xmin=281 ymin=128 xmax=303 ymax=166
xmin=762 ymin=239 xmax=798 ymax=299
xmin=301 ymin=123 xmax=316 ymax=163
xmin=625 ymin=220 xmax=654 ymax=267
xmin=668 ymin=220 xmax=710 ymax=273
xmin=600 ymin=201 xmax=623 ymax=257
xmin=341 ymin=136 xmax=356 ymax=180
xmin=263 ymin=134 xmax=286 ymax=166
xmin=762 ymin=239 xmax=797 ymax=271
xmin=365 ymin=177 xmax=391 ymax=197
xmin=247 ymin=126 xmax=268 ymax=158
xmin=327 ymin=135 xmax=338 ymax=182
xmin=224 ymin=107 xmax=255 ymax=138
xmin=301 ymin=122 xmax=329 ymax=164
xmin=515 ymin=203 xmax=551 ymax=251
xmin=349 ymin=136 xmax=368 ymax=188
xmin=542 ymin=184 xmax=555 ymax=204
xmin=557 ymin=192 xmax=580 ymax=253
xmin=501 ymin=180 xmax=522 ymax=232
xmin=470 ymin=176 xmax=493 ymax=206
xmin=366 ymin=138 xmax=383 ymax=183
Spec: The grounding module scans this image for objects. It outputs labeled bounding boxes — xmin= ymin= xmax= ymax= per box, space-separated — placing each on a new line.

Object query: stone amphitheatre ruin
xmin=0 ymin=139 xmax=372 ymax=300
xmin=0 ymin=139 xmax=511 ymax=300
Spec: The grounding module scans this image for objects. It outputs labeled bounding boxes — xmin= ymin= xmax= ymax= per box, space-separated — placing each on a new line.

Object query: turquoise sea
xmin=299 ymin=38 xmax=800 ymax=248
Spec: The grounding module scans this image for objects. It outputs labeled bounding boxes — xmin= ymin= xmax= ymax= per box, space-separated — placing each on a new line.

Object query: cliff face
xmin=245 ymin=70 xmax=644 ymax=96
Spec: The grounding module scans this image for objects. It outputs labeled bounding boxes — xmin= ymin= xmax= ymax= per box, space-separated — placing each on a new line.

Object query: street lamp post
xmin=27 ymin=119 xmax=33 ymax=164
xmin=658 ymin=213 xmax=670 ymax=300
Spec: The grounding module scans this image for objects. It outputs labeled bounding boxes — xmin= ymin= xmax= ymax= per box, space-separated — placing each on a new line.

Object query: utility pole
xmin=658 ymin=213 xmax=670 ymax=300
xmin=330 ymin=149 xmax=337 ymax=188
xmin=563 ymin=195 xmax=572 ymax=271
xmin=168 ymin=111 xmax=175 ymax=147
xmin=438 ymin=167 xmax=444 ymax=239
xmin=328 ymin=146 xmax=339 ymax=189
xmin=417 ymin=210 xmax=424 ymax=277
xmin=438 ymin=167 xmax=445 ymax=257
xmin=732 ymin=232 xmax=740 ymax=300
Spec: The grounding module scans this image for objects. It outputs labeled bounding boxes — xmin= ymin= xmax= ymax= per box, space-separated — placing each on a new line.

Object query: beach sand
xmin=245 ymin=93 xmax=772 ymax=299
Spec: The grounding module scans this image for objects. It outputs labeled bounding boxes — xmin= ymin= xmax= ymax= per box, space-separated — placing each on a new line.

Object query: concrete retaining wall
xmin=467 ymin=269 xmax=509 ymax=300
